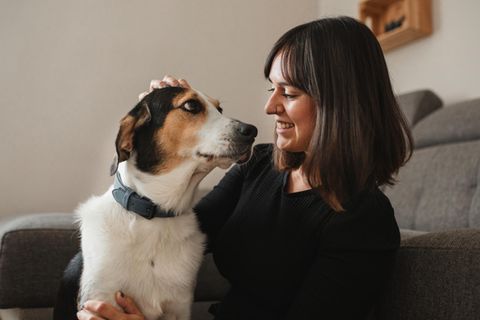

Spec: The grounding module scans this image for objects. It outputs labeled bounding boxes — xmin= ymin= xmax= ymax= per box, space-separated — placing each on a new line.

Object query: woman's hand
xmin=138 ymin=75 xmax=191 ymax=100
xmin=77 ymin=291 xmax=145 ymax=320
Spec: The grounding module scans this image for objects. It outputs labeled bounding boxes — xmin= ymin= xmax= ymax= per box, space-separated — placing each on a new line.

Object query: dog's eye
xmin=181 ymin=100 xmax=202 ymax=114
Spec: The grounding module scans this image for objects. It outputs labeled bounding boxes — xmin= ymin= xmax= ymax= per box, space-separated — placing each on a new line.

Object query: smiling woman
xmin=264 ymin=17 xmax=413 ymax=211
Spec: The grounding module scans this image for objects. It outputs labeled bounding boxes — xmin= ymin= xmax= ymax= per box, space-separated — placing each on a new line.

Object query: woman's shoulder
xmin=346 ymin=187 xmax=394 ymax=216
xmin=321 ymin=188 xmax=400 ymax=251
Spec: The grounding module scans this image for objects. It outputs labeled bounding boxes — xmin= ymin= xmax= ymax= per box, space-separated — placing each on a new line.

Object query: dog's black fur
xmin=128 ymin=87 xmax=182 ymax=173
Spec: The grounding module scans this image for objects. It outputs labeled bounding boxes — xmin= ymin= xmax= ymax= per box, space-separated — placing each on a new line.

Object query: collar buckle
xmin=144 ymin=206 xmax=156 ymax=219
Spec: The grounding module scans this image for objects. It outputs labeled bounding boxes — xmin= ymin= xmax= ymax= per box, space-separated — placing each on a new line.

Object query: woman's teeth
xmin=277 ymin=121 xmax=294 ymax=129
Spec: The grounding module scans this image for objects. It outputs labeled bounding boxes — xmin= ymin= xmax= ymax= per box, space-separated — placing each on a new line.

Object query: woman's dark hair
xmin=264 ymin=16 xmax=413 ymax=212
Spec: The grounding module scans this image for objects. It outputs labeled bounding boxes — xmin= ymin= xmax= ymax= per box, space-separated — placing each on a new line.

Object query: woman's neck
xmin=286 ymin=166 xmax=312 ymax=193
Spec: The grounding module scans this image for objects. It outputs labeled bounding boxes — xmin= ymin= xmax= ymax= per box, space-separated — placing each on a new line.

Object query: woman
xmin=78 ymin=16 xmax=412 ymax=320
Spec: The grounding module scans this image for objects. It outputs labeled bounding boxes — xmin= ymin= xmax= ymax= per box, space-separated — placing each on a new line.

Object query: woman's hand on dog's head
xmin=77 ymin=291 xmax=145 ymax=320
xmin=138 ymin=76 xmax=191 ymax=100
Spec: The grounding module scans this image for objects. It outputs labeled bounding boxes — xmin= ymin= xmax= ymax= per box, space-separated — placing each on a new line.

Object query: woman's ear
xmin=110 ymin=102 xmax=151 ymax=175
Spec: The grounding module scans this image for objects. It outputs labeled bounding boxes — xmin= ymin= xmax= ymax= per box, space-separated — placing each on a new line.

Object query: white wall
xmin=318 ymin=0 xmax=480 ymax=105
xmin=0 ymin=0 xmax=318 ymax=216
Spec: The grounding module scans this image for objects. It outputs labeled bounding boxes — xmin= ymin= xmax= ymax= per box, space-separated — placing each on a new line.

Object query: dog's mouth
xmin=197 ymin=146 xmax=253 ymax=165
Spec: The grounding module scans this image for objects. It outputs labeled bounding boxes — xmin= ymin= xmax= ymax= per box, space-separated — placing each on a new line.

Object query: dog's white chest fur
xmin=76 ymin=188 xmax=206 ymax=320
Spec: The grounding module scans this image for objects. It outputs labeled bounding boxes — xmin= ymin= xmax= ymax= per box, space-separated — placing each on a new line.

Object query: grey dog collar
xmin=112 ymin=172 xmax=176 ymax=219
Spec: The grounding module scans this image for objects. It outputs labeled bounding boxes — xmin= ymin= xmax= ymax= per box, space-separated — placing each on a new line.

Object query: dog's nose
xmin=237 ymin=123 xmax=258 ymax=141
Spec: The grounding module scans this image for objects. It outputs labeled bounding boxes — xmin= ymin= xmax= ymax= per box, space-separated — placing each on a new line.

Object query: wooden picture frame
xmin=359 ymin=0 xmax=432 ymax=52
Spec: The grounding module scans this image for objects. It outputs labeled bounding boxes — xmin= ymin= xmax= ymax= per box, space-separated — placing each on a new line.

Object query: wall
xmin=318 ymin=0 xmax=480 ymax=105
xmin=4 ymin=0 xmax=477 ymax=217
xmin=0 ymin=0 xmax=318 ymax=216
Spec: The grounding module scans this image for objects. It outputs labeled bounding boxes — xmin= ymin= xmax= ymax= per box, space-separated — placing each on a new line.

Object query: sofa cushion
xmin=396 ymin=89 xmax=443 ymax=127
xmin=385 ymin=96 xmax=480 ymax=232
xmin=413 ymin=97 xmax=480 ymax=149
xmin=384 ymin=139 xmax=480 ymax=231
xmin=374 ymin=229 xmax=480 ymax=320
xmin=194 ymin=254 xmax=229 ymax=301
xmin=0 ymin=213 xmax=79 ymax=308
xmin=399 ymin=229 xmax=428 ymax=240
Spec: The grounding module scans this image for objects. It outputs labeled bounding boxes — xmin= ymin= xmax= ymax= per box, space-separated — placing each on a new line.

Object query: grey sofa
xmin=1 ymin=90 xmax=479 ymax=320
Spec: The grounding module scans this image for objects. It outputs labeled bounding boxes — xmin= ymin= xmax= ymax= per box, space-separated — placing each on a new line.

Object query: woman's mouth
xmin=276 ymin=120 xmax=295 ymax=131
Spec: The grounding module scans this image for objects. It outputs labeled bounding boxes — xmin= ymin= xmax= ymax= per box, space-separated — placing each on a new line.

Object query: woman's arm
xmin=285 ymin=247 xmax=397 ymax=319
xmin=194 ymin=143 xmax=271 ymax=252
xmin=194 ymin=163 xmax=245 ymax=252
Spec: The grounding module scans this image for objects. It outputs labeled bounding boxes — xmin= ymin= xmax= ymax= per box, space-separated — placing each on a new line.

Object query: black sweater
xmin=194 ymin=144 xmax=400 ymax=320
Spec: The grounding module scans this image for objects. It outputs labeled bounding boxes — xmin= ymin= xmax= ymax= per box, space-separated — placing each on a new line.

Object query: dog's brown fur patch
xmin=116 ymin=103 xmax=151 ymax=162
xmin=152 ymin=96 xmax=208 ymax=173
xmin=172 ymin=89 xmax=199 ymax=108
xmin=205 ymin=95 xmax=222 ymax=113
xmin=117 ymin=115 xmax=135 ymax=159
xmin=206 ymin=95 xmax=220 ymax=108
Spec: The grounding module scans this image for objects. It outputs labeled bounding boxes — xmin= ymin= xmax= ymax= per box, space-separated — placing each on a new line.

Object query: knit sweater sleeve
xmin=285 ymin=190 xmax=400 ymax=320
xmin=193 ymin=164 xmax=244 ymax=252
xmin=193 ymin=144 xmax=271 ymax=252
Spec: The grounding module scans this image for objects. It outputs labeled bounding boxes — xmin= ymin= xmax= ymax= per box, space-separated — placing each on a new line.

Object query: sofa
xmin=0 ymin=89 xmax=479 ymax=320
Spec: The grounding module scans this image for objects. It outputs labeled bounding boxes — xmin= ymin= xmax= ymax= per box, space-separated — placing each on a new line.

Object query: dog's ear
xmin=110 ymin=102 xmax=151 ymax=175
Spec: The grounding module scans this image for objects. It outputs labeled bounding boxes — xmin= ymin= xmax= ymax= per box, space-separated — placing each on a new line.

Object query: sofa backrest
xmin=396 ymin=89 xmax=443 ymax=127
xmin=384 ymin=94 xmax=480 ymax=231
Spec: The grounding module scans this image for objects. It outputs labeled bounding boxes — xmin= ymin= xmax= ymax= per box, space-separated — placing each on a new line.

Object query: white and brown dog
xmin=54 ymin=86 xmax=256 ymax=320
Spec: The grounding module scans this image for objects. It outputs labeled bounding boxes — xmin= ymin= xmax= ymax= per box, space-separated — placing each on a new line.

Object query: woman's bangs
xmin=280 ymin=43 xmax=309 ymax=93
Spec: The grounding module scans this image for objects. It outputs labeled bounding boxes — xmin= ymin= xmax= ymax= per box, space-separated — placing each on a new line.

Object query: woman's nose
xmin=265 ymin=96 xmax=283 ymax=115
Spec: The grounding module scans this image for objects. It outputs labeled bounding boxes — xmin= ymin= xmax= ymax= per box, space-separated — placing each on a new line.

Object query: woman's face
xmin=265 ymin=54 xmax=316 ymax=152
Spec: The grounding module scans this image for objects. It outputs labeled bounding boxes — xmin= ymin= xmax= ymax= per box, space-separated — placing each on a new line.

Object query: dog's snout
xmin=236 ymin=123 xmax=258 ymax=141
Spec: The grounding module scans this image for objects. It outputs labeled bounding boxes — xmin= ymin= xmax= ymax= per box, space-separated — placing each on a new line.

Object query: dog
xmin=53 ymin=86 xmax=257 ymax=320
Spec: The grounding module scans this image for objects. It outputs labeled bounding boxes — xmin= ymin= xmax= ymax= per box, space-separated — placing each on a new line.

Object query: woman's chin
xmin=276 ymin=139 xmax=304 ymax=153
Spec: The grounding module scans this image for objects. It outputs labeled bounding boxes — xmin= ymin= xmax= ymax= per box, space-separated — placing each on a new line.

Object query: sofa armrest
xmin=375 ymin=229 xmax=480 ymax=320
xmin=0 ymin=213 xmax=79 ymax=308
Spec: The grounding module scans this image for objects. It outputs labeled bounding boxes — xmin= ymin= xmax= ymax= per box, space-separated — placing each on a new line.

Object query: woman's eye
xmin=282 ymin=93 xmax=298 ymax=99
xmin=182 ymin=100 xmax=202 ymax=114
xmin=267 ymin=87 xmax=298 ymax=99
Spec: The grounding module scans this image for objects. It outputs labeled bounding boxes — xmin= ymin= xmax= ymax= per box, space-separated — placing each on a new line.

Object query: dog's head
xmin=110 ymin=86 xmax=257 ymax=176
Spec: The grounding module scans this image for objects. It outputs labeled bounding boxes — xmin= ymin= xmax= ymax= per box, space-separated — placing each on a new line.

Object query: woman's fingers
xmin=115 ymin=291 xmax=144 ymax=316
xmin=153 ymin=76 xmax=190 ymax=89
xmin=77 ymin=309 xmax=105 ymax=320
xmin=161 ymin=75 xmax=180 ymax=87
xmin=140 ymin=76 xmax=191 ymax=101
xmin=77 ymin=309 xmax=104 ymax=320
xmin=149 ymin=79 xmax=168 ymax=90
xmin=178 ymin=78 xmax=191 ymax=89
xmin=81 ymin=299 xmax=124 ymax=320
